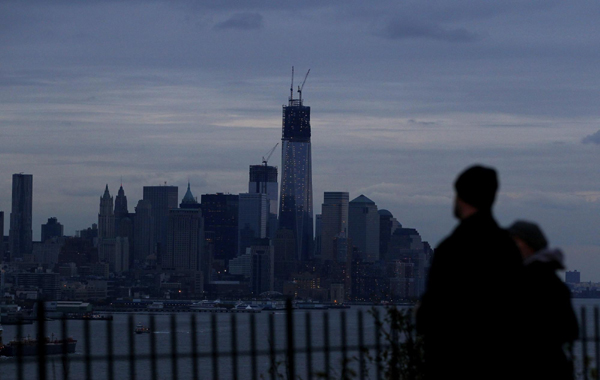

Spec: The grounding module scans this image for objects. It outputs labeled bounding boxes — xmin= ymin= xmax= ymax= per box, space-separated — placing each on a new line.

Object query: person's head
xmin=507 ymin=220 xmax=548 ymax=259
xmin=453 ymin=165 xmax=498 ymax=220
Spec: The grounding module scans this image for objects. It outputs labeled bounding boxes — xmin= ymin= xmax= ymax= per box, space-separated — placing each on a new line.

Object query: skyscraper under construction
xmin=278 ymin=69 xmax=313 ymax=261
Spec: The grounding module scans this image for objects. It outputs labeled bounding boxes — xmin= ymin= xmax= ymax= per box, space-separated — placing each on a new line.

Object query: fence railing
xmin=0 ymin=301 xmax=596 ymax=380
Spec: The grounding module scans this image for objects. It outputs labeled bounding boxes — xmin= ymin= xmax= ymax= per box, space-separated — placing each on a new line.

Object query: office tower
xmin=201 ymin=193 xmax=239 ymax=263
xmin=379 ymin=209 xmax=402 ymax=261
xmin=314 ymin=214 xmax=322 ymax=257
xmin=98 ymin=185 xmax=116 ymax=262
xmin=251 ymin=244 xmax=274 ymax=295
xmin=278 ymin=81 xmax=313 ymax=262
xmin=320 ymin=192 xmax=349 ymax=261
xmin=0 ymin=211 xmax=4 ymax=260
xmin=98 ymin=185 xmax=115 ymax=240
xmin=238 ymin=193 xmax=268 ymax=256
xmin=565 ymin=270 xmax=581 ymax=284
xmin=164 ymin=207 xmax=204 ymax=271
xmin=348 ymin=195 xmax=380 ymax=262
xmin=9 ymin=173 xmax=33 ymax=260
xmin=133 ymin=199 xmax=154 ymax=263
xmin=114 ymin=185 xmax=129 ymax=233
xmin=41 ymin=217 xmax=64 ymax=242
xmin=249 ymin=164 xmax=278 ymax=239
xmin=143 ymin=185 xmax=178 ymax=258
xmin=180 ymin=182 xmax=201 ymax=209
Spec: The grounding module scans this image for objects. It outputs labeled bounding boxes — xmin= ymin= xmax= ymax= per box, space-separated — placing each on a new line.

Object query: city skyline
xmin=1 ymin=2 xmax=600 ymax=281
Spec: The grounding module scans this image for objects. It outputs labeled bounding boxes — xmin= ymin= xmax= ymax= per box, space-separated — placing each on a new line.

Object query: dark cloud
xmin=582 ymin=130 xmax=600 ymax=145
xmin=408 ymin=119 xmax=436 ymax=126
xmin=378 ymin=19 xmax=478 ymax=42
xmin=214 ymin=13 xmax=263 ymax=30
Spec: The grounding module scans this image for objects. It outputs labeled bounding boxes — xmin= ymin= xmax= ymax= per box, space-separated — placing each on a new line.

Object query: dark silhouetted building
xmin=41 ymin=217 xmax=64 ymax=243
xmin=0 ymin=211 xmax=4 ymax=260
xmin=201 ymin=193 xmax=239 ymax=264
xmin=133 ymin=200 xmax=154 ymax=264
xmin=143 ymin=185 xmax=178 ymax=259
xmin=278 ymin=84 xmax=313 ymax=262
xmin=9 ymin=173 xmax=33 ymax=260
xmin=320 ymin=192 xmax=349 ymax=261
xmin=238 ymin=193 xmax=268 ymax=256
xmin=164 ymin=207 xmax=204 ymax=272
xmin=565 ymin=270 xmax=581 ymax=284
xmin=249 ymin=164 xmax=278 ymax=239
xmin=348 ymin=195 xmax=380 ymax=262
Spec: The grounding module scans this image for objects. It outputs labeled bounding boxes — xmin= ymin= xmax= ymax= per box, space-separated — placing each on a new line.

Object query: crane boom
xmin=262 ymin=143 xmax=279 ymax=166
xmin=298 ymin=69 xmax=310 ymax=103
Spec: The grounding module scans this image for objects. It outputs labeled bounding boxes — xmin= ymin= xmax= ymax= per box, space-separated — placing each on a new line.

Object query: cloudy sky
xmin=1 ymin=1 xmax=599 ymax=280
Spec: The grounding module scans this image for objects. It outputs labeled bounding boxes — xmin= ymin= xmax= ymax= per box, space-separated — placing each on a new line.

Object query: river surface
xmin=0 ymin=299 xmax=598 ymax=380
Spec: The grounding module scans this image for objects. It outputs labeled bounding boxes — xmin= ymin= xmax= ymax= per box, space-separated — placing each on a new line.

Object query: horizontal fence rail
xmin=0 ymin=301 xmax=596 ymax=380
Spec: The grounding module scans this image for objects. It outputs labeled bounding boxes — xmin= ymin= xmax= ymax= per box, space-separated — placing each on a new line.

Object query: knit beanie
xmin=507 ymin=220 xmax=548 ymax=252
xmin=454 ymin=165 xmax=498 ymax=210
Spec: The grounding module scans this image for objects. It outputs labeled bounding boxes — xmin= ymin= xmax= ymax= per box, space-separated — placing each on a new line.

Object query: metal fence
xmin=0 ymin=301 xmax=596 ymax=380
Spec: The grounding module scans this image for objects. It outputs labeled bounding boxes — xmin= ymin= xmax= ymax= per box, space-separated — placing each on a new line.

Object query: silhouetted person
xmin=416 ymin=165 xmax=523 ymax=380
xmin=508 ymin=221 xmax=578 ymax=380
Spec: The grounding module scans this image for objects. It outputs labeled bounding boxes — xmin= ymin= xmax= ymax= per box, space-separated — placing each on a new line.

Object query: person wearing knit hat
xmin=416 ymin=165 xmax=524 ymax=380
xmin=507 ymin=220 xmax=578 ymax=380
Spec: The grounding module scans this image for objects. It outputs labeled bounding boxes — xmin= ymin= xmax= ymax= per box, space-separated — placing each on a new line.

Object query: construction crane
xmin=298 ymin=69 xmax=310 ymax=103
xmin=262 ymin=143 xmax=279 ymax=166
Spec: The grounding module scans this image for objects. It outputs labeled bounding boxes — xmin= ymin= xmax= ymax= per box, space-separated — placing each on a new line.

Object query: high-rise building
xmin=249 ymin=165 xmax=278 ymax=239
xmin=164 ymin=207 xmax=204 ymax=271
xmin=133 ymin=199 xmax=154 ymax=264
xmin=143 ymin=185 xmax=178 ymax=259
xmin=278 ymin=82 xmax=313 ymax=261
xmin=9 ymin=173 xmax=33 ymax=260
xmin=238 ymin=193 xmax=268 ymax=256
xmin=565 ymin=270 xmax=581 ymax=284
xmin=114 ymin=185 xmax=129 ymax=234
xmin=180 ymin=182 xmax=201 ymax=210
xmin=201 ymin=193 xmax=239 ymax=263
xmin=98 ymin=185 xmax=115 ymax=241
xmin=320 ymin=192 xmax=349 ymax=261
xmin=348 ymin=195 xmax=380 ymax=262
xmin=97 ymin=185 xmax=114 ymax=261
xmin=41 ymin=217 xmax=64 ymax=243
xmin=0 ymin=211 xmax=5 ymax=260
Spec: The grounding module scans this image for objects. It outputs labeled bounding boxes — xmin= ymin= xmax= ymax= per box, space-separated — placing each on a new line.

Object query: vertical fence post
xmin=286 ymin=299 xmax=295 ymax=380
xmin=594 ymin=307 xmax=600 ymax=380
xmin=149 ymin=315 xmax=157 ymax=380
xmin=106 ymin=316 xmax=114 ymax=380
xmin=16 ymin=318 xmax=23 ymax=380
xmin=191 ymin=314 xmax=199 ymax=380
xmin=374 ymin=308 xmax=382 ymax=380
xmin=37 ymin=300 xmax=47 ymax=380
xmin=128 ymin=315 xmax=136 ymax=380
xmin=231 ymin=314 xmax=239 ymax=380
xmin=358 ymin=311 xmax=365 ymax=380
xmin=211 ymin=314 xmax=219 ymax=380
xmin=170 ymin=314 xmax=179 ymax=380
xmin=269 ymin=313 xmax=276 ymax=380
xmin=341 ymin=312 xmax=348 ymax=379
xmin=61 ymin=315 xmax=69 ymax=380
xmin=582 ymin=306 xmax=589 ymax=380
xmin=305 ymin=313 xmax=313 ymax=380
xmin=324 ymin=312 xmax=330 ymax=380
xmin=250 ymin=313 xmax=258 ymax=380
xmin=84 ymin=318 xmax=92 ymax=380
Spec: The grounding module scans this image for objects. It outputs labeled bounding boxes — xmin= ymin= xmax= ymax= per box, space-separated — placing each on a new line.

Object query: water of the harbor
xmin=0 ymin=300 xmax=597 ymax=380
xmin=0 ymin=305 xmax=390 ymax=380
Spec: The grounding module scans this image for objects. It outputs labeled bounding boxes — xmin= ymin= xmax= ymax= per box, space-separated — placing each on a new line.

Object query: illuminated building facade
xmin=278 ymin=87 xmax=313 ymax=261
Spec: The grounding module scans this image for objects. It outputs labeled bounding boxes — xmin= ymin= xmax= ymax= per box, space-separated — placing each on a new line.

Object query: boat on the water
xmin=134 ymin=323 xmax=150 ymax=334
xmin=0 ymin=325 xmax=76 ymax=356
